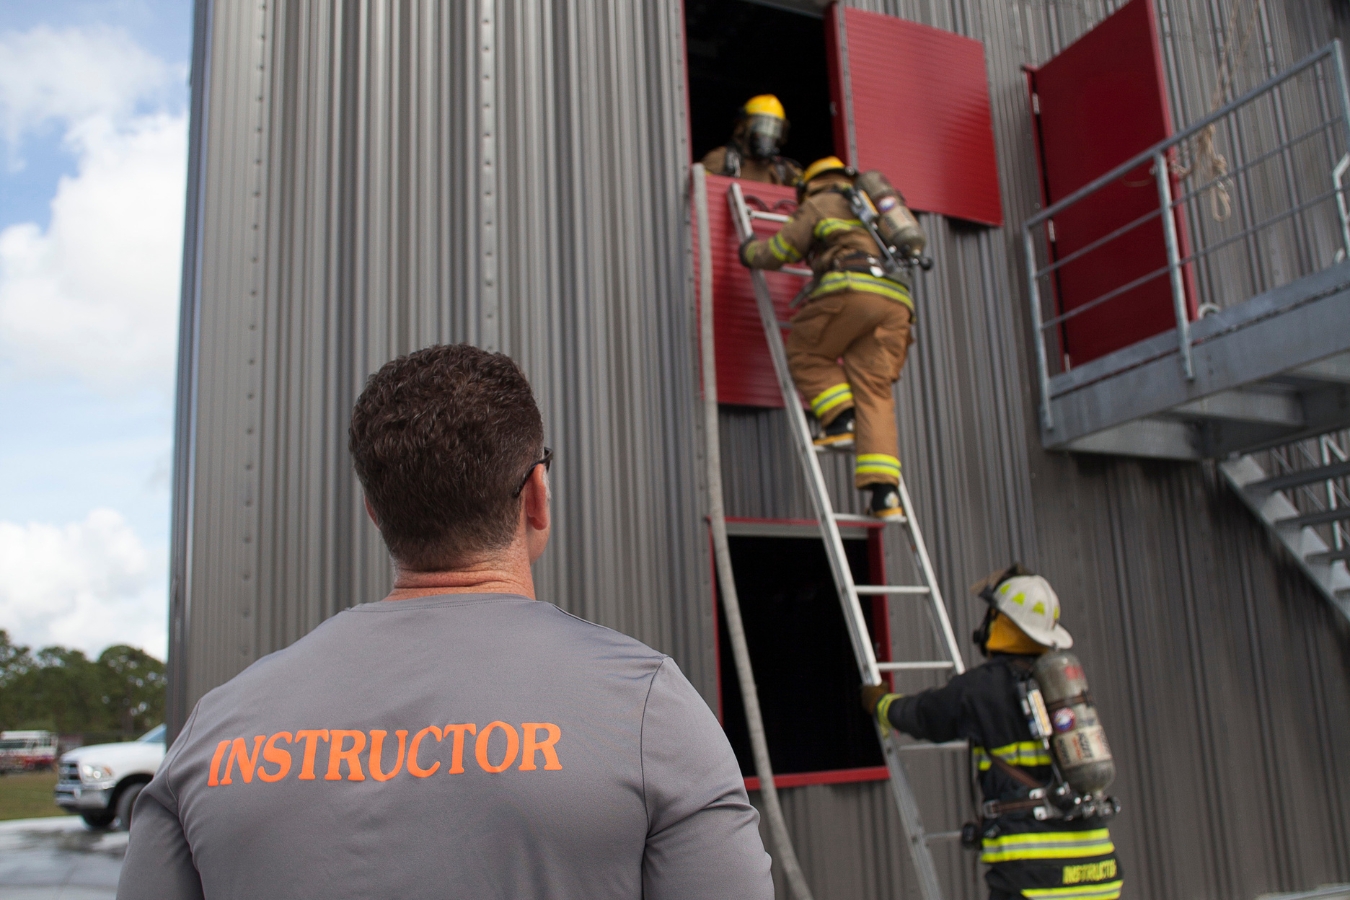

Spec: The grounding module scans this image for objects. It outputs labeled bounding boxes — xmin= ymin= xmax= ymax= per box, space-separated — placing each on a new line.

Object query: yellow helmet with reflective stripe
xmin=742 ymin=94 xmax=786 ymax=120
xmin=802 ymin=155 xmax=850 ymax=185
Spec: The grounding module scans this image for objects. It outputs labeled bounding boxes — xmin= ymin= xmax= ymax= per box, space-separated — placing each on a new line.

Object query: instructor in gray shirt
xmin=118 ymin=343 xmax=774 ymax=899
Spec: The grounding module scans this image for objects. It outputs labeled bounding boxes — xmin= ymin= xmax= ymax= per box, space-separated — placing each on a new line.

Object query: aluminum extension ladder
xmin=728 ymin=182 xmax=968 ymax=900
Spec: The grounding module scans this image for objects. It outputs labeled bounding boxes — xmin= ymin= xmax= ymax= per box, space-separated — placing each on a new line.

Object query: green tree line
xmin=0 ymin=630 xmax=165 ymax=736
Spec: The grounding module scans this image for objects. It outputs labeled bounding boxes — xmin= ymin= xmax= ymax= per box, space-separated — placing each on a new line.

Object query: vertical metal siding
xmin=174 ymin=0 xmax=708 ymax=702
xmin=174 ymin=0 xmax=1350 ymax=898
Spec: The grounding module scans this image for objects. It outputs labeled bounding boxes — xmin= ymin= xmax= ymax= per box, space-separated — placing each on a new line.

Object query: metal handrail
xmin=1026 ymin=40 xmax=1350 ymax=432
xmin=1026 ymin=43 xmax=1344 ymax=229
xmin=1032 ymin=117 xmax=1346 ymax=283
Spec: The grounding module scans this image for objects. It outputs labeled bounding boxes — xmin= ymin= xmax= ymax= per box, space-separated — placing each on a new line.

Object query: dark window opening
xmin=716 ymin=532 xmax=885 ymax=777
xmin=684 ymin=0 xmax=835 ymax=170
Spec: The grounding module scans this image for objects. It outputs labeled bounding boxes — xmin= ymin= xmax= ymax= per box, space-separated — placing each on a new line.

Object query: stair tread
xmin=1276 ymin=506 xmax=1350 ymax=528
xmin=1252 ymin=459 xmax=1350 ymax=492
xmin=1306 ymin=546 xmax=1350 ymax=564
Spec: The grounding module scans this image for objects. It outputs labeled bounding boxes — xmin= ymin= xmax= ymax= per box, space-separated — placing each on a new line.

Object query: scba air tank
xmin=855 ymin=170 xmax=927 ymax=263
xmin=1032 ymin=651 xmax=1116 ymax=796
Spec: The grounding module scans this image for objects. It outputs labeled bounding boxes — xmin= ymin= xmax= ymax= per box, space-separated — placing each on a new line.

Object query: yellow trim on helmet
xmin=802 ymin=155 xmax=849 ymax=185
xmin=743 ymin=94 xmax=786 ymax=120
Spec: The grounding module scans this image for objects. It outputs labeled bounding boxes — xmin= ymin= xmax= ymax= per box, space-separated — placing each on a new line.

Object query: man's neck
xmin=383 ymin=555 xmax=536 ymax=602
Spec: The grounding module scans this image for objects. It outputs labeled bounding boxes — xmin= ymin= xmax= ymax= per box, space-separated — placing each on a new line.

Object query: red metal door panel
xmin=826 ymin=4 xmax=1002 ymax=227
xmin=1028 ymin=0 xmax=1196 ymax=366
xmin=692 ymin=174 xmax=809 ymax=408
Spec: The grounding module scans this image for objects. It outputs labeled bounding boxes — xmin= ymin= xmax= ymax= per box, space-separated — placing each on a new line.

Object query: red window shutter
xmin=692 ymin=174 xmax=805 ymax=409
xmin=826 ymin=4 xmax=1003 ymax=227
xmin=1027 ymin=0 xmax=1196 ymax=366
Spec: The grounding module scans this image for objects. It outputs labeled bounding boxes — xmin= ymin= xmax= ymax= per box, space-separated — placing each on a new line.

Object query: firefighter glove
xmin=861 ymin=684 xmax=902 ymax=737
xmin=738 ymin=237 xmax=756 ymax=268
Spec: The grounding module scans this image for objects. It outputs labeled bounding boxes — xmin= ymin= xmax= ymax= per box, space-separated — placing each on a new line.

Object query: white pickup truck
xmin=54 ymin=724 xmax=166 ymax=830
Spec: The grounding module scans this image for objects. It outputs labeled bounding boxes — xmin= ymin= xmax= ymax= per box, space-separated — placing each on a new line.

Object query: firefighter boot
xmin=814 ymin=407 xmax=856 ymax=450
xmin=869 ymin=484 xmax=904 ymax=521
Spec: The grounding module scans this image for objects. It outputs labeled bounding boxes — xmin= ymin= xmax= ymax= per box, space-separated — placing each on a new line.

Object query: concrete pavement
xmin=0 ymin=817 xmax=124 ymax=900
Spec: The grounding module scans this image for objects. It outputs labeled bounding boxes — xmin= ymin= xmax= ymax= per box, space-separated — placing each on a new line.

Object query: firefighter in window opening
xmin=739 ymin=156 xmax=914 ymax=519
xmin=861 ymin=566 xmax=1124 ymax=900
xmin=700 ymin=94 xmax=803 ymax=186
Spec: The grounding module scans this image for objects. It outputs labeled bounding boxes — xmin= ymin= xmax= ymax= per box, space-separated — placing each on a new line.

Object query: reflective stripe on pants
xmin=786 ymin=291 xmax=913 ymax=488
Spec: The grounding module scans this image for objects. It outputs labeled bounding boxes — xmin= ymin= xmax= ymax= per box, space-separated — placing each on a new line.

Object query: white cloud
xmin=0 ymin=25 xmax=179 ymax=166
xmin=0 ymin=509 xmax=167 ymax=660
xmin=0 ymin=113 xmax=186 ymax=391
xmin=0 ymin=25 xmax=187 ymax=394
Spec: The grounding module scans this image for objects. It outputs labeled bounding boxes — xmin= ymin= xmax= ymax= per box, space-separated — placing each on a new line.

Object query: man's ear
xmin=523 ymin=465 xmax=550 ymax=531
xmin=364 ymin=495 xmax=380 ymax=529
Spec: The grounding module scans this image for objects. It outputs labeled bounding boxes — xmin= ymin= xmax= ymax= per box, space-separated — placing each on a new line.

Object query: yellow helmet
xmin=802 ymin=155 xmax=851 ymax=185
xmin=742 ymin=94 xmax=786 ymax=120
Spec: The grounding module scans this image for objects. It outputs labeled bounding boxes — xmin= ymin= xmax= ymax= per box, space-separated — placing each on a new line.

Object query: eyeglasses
xmin=512 ymin=447 xmax=553 ymax=498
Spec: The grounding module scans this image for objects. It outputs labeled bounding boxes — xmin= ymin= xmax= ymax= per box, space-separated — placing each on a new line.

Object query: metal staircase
xmin=1221 ymin=432 xmax=1350 ymax=623
xmin=724 ymin=181 xmax=968 ymax=900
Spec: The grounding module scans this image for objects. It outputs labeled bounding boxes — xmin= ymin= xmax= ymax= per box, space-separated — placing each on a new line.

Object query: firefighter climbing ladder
xmin=717 ymin=178 xmax=969 ymax=900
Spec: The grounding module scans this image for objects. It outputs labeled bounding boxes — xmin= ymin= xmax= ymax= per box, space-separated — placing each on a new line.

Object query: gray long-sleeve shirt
xmin=117 ymin=593 xmax=773 ymax=899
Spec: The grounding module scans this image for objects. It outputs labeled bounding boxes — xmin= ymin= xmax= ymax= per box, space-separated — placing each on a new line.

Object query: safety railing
xmin=1024 ymin=41 xmax=1350 ymax=432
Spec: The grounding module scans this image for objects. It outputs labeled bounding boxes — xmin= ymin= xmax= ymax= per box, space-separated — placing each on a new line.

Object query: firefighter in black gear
xmin=862 ymin=568 xmax=1123 ymax=900
xmin=700 ymin=94 xmax=803 ymax=186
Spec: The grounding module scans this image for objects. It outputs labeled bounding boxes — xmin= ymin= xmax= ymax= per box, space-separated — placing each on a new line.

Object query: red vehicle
xmin=0 ymin=731 xmax=58 ymax=772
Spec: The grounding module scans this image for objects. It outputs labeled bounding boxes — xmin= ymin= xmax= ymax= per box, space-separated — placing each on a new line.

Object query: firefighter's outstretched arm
xmin=738 ymin=205 xmax=817 ymax=271
xmin=862 ymin=673 xmax=972 ymax=744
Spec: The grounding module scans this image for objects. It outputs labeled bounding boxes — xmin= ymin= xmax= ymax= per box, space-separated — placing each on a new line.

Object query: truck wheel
xmin=80 ymin=810 xmax=116 ymax=829
xmin=115 ymin=783 xmax=146 ymax=832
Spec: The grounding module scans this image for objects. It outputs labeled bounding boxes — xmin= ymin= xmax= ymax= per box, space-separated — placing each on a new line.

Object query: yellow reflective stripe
xmin=980 ymin=829 xmax=1115 ymax=864
xmin=972 ymin=741 xmax=1053 ymax=771
xmin=813 ymin=217 xmax=864 ymax=239
xmin=855 ymin=454 xmax=901 ymax=478
xmin=1023 ymin=881 xmax=1123 ymax=900
xmin=856 ymin=461 xmax=900 ymax=478
xmin=768 ymin=233 xmax=802 ymax=263
xmin=811 ymin=271 xmax=913 ymax=308
xmin=810 ymin=384 xmax=853 ymax=417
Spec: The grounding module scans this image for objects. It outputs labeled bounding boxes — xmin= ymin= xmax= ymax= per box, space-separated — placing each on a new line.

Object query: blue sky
xmin=0 ymin=0 xmax=192 ymax=659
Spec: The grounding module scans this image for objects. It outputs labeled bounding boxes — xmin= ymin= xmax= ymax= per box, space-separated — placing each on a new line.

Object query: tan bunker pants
xmin=785 ymin=290 xmax=913 ymax=488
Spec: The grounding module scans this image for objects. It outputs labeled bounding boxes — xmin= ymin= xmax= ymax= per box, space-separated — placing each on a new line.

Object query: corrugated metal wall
xmin=172 ymin=0 xmax=1350 ymax=898
xmin=170 ymin=0 xmax=710 ymax=711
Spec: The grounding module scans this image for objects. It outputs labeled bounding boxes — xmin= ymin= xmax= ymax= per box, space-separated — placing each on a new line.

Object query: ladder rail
xmin=697 ymin=167 xmax=817 ymax=900
xmin=729 ymin=182 xmax=883 ymax=686
xmin=730 ymin=182 xmax=958 ymax=900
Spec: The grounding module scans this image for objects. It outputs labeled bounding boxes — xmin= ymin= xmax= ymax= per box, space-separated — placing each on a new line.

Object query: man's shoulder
xmin=701 ymin=146 xmax=729 ymax=172
xmin=195 ymin=596 xmax=669 ymax=709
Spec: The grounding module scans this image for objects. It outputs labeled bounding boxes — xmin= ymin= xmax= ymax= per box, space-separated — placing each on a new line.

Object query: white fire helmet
xmin=991 ymin=575 xmax=1074 ymax=649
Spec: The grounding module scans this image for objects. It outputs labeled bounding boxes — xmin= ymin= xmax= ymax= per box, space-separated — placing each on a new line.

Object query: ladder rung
xmin=833 ymin=512 xmax=906 ymax=526
xmin=898 ymin=740 xmax=968 ymax=753
xmin=782 ymin=266 xmax=812 ymax=277
xmin=925 ymin=831 xmax=965 ymax=842
xmin=878 ymin=661 xmax=956 ymax=672
xmin=855 ymin=585 xmax=930 ymax=595
xmin=748 ymin=210 xmax=790 ymax=223
xmin=776 ymin=320 xmax=793 ymax=330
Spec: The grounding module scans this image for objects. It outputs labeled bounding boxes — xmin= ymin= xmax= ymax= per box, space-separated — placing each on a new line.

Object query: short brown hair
xmin=349 ymin=344 xmax=544 ymax=570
